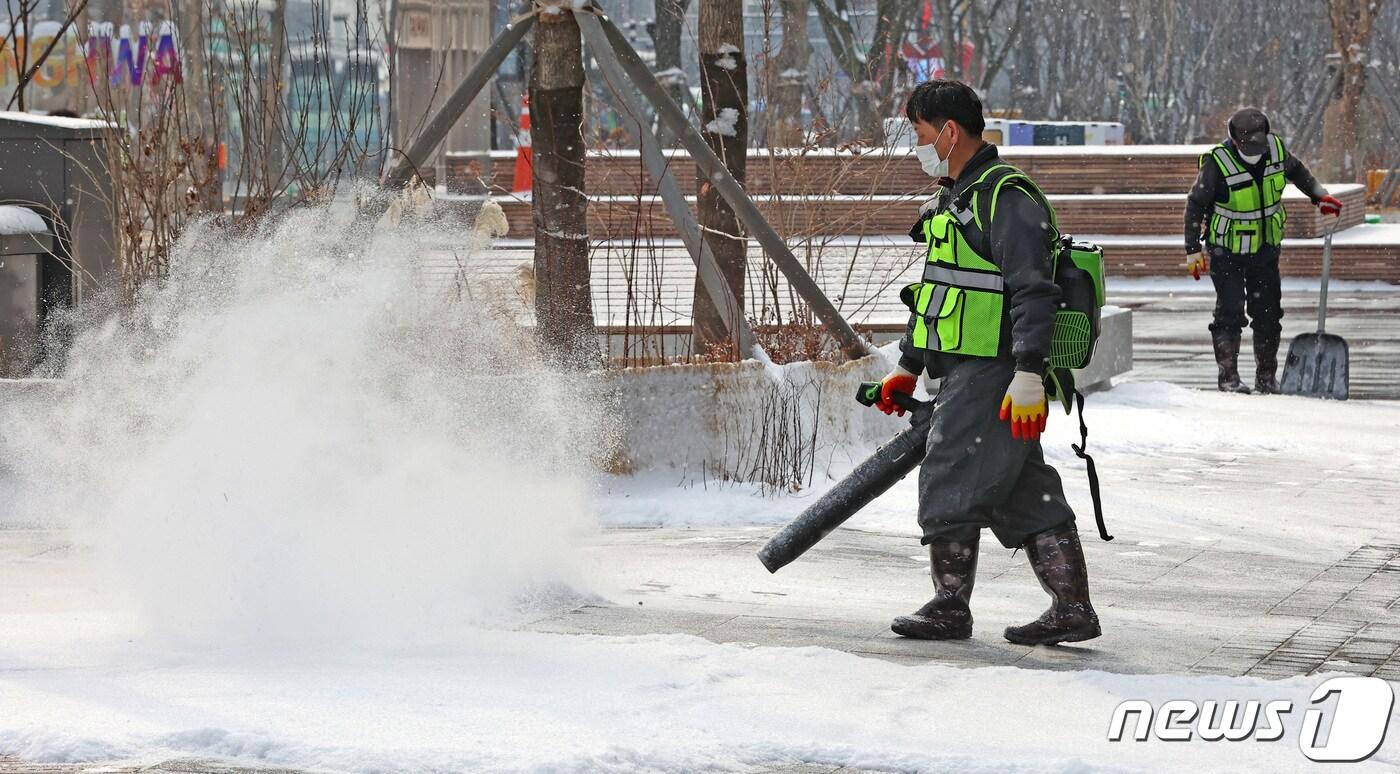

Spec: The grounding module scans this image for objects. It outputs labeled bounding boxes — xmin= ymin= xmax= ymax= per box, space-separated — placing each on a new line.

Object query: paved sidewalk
xmin=527 ymin=529 xmax=1400 ymax=678
xmin=1116 ymin=288 xmax=1400 ymax=399
xmin=524 ymin=409 xmax=1400 ymax=679
xmin=6 ymin=426 xmax=1400 ymax=774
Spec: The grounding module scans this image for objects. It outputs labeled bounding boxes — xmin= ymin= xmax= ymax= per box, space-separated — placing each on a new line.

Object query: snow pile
xmin=0 ymin=205 xmax=47 ymax=235
xmin=0 ymin=200 xmax=611 ymax=651
xmin=600 ymin=379 xmax=1400 ymax=553
xmin=607 ymin=352 xmax=905 ymax=493
xmin=0 ymin=621 xmax=1392 ymax=773
xmin=0 ymin=110 xmax=111 ymax=132
xmin=705 ymin=106 xmax=742 ymax=137
xmin=654 ymin=66 xmax=687 ymax=85
xmin=714 ymin=42 xmax=740 ymax=71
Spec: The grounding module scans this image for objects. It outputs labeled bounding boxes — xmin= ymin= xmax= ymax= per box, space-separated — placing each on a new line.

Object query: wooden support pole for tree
xmin=373 ymin=2 xmax=865 ymax=363
xmin=578 ymin=12 xmax=762 ymax=361
xmin=592 ymin=11 xmax=871 ymax=361
xmin=1295 ymin=62 xmax=1342 ymax=156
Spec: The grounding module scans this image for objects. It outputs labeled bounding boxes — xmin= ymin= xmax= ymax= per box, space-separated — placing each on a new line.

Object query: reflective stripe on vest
xmin=1210 ymin=201 xmax=1284 ymax=221
xmin=921 ymin=263 xmax=1006 ymax=291
xmin=1203 ymin=134 xmax=1288 ymax=254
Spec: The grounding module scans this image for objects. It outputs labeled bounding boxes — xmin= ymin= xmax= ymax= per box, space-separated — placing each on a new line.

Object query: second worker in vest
xmin=1185 ymin=107 xmax=1342 ymax=393
xmin=873 ymin=80 xmax=1100 ymax=646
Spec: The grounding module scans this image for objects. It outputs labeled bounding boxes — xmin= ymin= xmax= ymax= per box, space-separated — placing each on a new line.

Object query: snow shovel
xmin=1280 ymin=223 xmax=1349 ymax=400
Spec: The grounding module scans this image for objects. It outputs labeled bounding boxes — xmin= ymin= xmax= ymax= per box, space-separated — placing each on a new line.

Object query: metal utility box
xmin=983 ymin=118 xmax=1006 ymax=145
xmin=1085 ymin=122 xmax=1126 ymax=145
xmin=1006 ymin=121 xmax=1035 ymax=145
xmin=0 ymin=112 xmax=118 ymax=296
xmin=1033 ymin=122 xmax=1086 ymax=146
xmin=0 ymin=112 xmax=117 ymax=369
xmin=0 ymin=211 xmax=54 ymax=376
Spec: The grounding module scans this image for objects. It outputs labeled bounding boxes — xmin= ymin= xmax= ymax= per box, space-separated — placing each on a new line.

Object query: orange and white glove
xmin=999 ymin=370 xmax=1048 ymax=441
xmin=1317 ymin=195 xmax=1342 ymax=217
xmin=1187 ymin=248 xmax=1208 ymax=281
xmin=876 ymin=366 xmax=918 ymax=417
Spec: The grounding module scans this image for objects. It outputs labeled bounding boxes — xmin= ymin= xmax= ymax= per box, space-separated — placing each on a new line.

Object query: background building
xmin=393 ymin=0 xmax=495 ymax=178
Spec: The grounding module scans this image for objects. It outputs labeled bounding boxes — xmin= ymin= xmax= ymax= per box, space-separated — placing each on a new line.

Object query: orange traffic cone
xmin=511 ymin=95 xmax=532 ymax=194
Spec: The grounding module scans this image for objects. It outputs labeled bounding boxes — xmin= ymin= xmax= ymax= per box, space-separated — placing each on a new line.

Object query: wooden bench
xmin=443 ymin=146 xmax=1212 ymax=196
xmin=482 ymin=184 xmax=1366 ymax=241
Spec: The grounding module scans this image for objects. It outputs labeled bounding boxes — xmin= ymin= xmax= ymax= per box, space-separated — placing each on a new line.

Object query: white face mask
xmin=914 ymin=123 xmax=952 ymax=178
xmin=1238 ymin=151 xmax=1263 ymax=165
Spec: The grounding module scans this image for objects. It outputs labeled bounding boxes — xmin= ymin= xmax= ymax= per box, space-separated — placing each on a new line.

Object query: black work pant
xmin=915 ymin=354 xmax=1076 ymax=550
xmin=1207 ymin=245 xmax=1283 ymax=340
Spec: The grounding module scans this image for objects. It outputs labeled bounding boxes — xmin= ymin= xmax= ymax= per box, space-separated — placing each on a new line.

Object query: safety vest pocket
xmin=956 ymin=287 xmax=1003 ymax=355
xmin=933 ymin=286 xmax=964 ymax=352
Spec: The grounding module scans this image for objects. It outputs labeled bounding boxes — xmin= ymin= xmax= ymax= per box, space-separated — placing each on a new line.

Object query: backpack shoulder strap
xmin=987 ymin=169 xmax=1058 ymax=238
xmin=1073 ymin=388 xmax=1113 ymax=542
xmin=1045 ymin=369 xmax=1113 ymax=543
xmin=951 ymin=163 xmax=1056 ymax=234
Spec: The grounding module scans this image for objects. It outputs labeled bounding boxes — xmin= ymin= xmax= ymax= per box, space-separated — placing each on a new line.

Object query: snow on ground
xmin=600 ymin=380 xmax=1400 ymax=555
xmin=2 ymin=582 xmax=1396 ymax=773
xmin=3 ymin=203 xmax=1400 ymax=771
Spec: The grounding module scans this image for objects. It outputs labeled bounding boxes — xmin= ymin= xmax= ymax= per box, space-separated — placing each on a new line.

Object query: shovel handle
xmin=1318 ymin=222 xmax=1336 ymax=334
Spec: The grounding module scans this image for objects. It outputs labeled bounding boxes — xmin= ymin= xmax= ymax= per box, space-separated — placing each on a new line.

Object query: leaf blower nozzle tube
xmin=756 ymin=382 xmax=931 ymax=573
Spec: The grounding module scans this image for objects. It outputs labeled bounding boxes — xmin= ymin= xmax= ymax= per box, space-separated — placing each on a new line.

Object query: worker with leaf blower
xmin=1185 ymin=107 xmax=1342 ymax=394
xmin=873 ymin=80 xmax=1101 ymax=646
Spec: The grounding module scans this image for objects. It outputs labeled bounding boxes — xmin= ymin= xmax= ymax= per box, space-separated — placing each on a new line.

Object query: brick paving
xmin=1118 ymin=287 xmax=1400 ymax=400
xmin=523 ymin=527 xmax=1400 ymax=677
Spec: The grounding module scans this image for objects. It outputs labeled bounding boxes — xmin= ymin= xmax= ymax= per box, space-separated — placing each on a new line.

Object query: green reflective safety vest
xmin=1202 ymin=134 xmax=1288 ymax=254
xmin=901 ymin=163 xmax=1057 ymax=358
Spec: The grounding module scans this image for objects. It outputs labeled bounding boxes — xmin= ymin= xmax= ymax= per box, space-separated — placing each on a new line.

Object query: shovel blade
xmin=1279 ymin=333 xmax=1350 ymax=400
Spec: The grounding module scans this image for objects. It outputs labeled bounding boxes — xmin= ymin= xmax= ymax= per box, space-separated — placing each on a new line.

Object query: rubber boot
xmin=1004 ymin=525 xmax=1102 ymax=646
xmin=891 ymin=536 xmax=978 ymax=640
xmin=1254 ymin=332 xmax=1281 ymax=394
xmin=1212 ymin=330 xmax=1251 ymax=394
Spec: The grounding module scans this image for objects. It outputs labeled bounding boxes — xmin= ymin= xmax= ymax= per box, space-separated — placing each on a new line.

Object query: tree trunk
xmin=179 ymin=0 xmax=222 ymax=211
xmin=935 ymin=0 xmax=959 ymax=80
xmin=180 ymin=0 xmax=211 ymax=122
xmin=1321 ymin=0 xmax=1384 ymax=181
xmin=263 ymin=0 xmax=288 ymax=192
xmin=531 ymin=5 xmax=601 ymax=369
xmin=768 ymin=0 xmax=808 ymax=146
xmin=692 ymin=0 xmax=748 ymax=358
xmin=652 ymin=0 xmax=691 ymax=146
